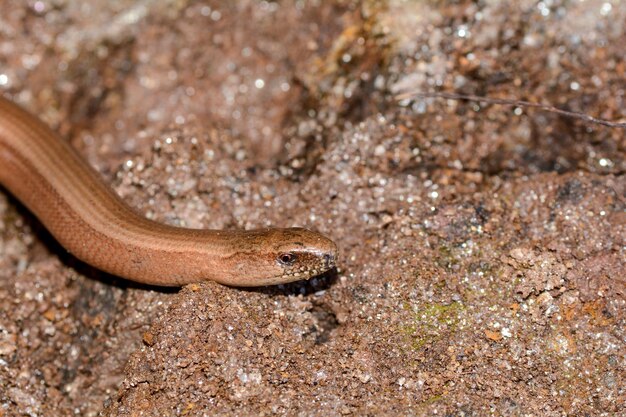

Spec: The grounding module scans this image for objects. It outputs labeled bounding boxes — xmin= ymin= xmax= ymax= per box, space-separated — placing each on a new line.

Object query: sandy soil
xmin=0 ymin=0 xmax=624 ymax=416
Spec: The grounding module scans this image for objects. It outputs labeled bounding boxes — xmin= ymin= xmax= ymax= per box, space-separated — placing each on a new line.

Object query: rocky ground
xmin=0 ymin=0 xmax=624 ymax=416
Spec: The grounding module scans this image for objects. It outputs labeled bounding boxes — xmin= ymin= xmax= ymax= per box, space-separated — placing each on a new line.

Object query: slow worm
xmin=0 ymin=96 xmax=337 ymax=286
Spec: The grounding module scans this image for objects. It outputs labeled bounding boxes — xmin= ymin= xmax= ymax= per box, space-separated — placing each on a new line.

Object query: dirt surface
xmin=0 ymin=0 xmax=624 ymax=416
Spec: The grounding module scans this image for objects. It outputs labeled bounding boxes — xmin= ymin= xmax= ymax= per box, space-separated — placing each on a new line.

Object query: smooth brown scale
xmin=0 ymin=96 xmax=338 ymax=286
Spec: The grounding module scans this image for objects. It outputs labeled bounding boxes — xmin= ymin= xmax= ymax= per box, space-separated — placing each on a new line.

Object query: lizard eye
xmin=278 ymin=253 xmax=297 ymax=265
